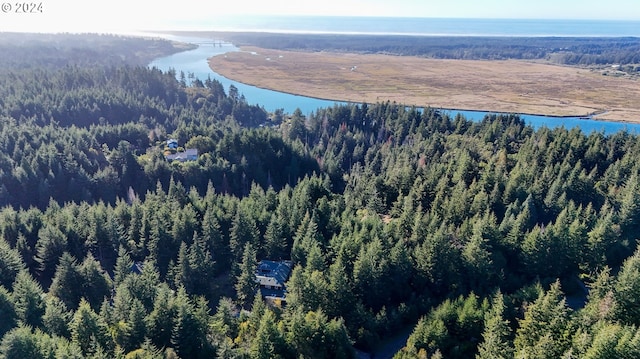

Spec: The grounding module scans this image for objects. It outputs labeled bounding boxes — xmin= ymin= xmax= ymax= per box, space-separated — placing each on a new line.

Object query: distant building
xmin=255 ymin=260 xmax=292 ymax=306
xmin=165 ymin=148 xmax=198 ymax=162
xmin=167 ymin=139 xmax=179 ymax=149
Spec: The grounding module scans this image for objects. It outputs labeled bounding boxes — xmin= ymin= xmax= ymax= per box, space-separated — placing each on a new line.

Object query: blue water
xmin=148 ymin=28 xmax=640 ymax=135
xmin=176 ymin=16 xmax=640 ymax=37
xmin=149 ymin=35 xmax=342 ymax=114
xmin=448 ymin=110 xmax=639 ymax=135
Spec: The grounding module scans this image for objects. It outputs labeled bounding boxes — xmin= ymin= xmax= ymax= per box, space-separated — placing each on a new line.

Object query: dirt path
xmin=208 ymin=46 xmax=640 ymax=123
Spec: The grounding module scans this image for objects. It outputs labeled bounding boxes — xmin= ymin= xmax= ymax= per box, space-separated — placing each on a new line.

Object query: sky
xmin=1 ymin=0 xmax=639 ymax=33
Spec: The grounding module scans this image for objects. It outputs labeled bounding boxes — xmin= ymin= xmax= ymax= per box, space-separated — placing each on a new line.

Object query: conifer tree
xmin=0 ymin=326 xmax=42 ymax=358
xmin=0 ymin=237 xmax=25 ymax=290
xmin=264 ymin=214 xmax=287 ymax=260
xmin=42 ymin=295 xmax=71 ymax=338
xmin=146 ymin=284 xmax=176 ymax=350
xmin=476 ymin=292 xmax=513 ymax=359
xmin=33 ymin=224 xmax=66 ymax=286
xmin=0 ymin=285 xmax=17 ymax=337
xmin=514 ymin=281 xmax=572 ymax=358
xmin=70 ymin=299 xmax=113 ymax=357
xmin=612 ymin=248 xmax=640 ymax=325
xmin=11 ymin=270 xmax=45 ymax=328
xmin=79 ymin=253 xmax=112 ymax=310
xmin=113 ymin=246 xmax=134 ymax=287
xmin=250 ymin=309 xmax=287 ymax=359
xmin=48 ymin=252 xmax=82 ymax=310
xmin=171 ymin=287 xmax=212 ymax=358
xmin=230 ymin=210 xmax=260 ymax=269
xmin=235 ymin=243 xmax=258 ymax=309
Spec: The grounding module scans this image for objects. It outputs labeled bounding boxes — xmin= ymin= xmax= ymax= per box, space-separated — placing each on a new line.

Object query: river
xmin=149 ymin=34 xmax=341 ymax=114
xmin=148 ymin=34 xmax=640 ymax=136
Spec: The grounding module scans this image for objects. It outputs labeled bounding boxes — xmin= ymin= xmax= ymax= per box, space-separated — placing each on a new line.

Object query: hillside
xmin=0 ymin=33 xmax=639 ymax=359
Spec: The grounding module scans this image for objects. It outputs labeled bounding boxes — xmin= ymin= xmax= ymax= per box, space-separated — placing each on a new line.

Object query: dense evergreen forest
xmin=1 ymin=33 xmax=640 ymax=358
xmin=0 ymin=33 xmax=194 ymax=70
xmin=206 ymin=31 xmax=640 ymax=66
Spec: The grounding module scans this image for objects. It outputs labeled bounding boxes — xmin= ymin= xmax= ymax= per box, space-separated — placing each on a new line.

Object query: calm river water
xmin=148 ymin=34 xmax=640 ymax=135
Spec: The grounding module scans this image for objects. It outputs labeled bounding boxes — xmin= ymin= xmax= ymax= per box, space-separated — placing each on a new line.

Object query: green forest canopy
xmin=0 ymin=33 xmax=640 ymax=358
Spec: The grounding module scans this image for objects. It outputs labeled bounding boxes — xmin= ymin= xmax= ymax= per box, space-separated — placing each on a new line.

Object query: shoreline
xmin=207 ymin=46 xmax=640 ymax=124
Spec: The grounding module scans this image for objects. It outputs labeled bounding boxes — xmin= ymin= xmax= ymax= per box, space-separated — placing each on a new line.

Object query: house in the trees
xmin=255 ymin=260 xmax=292 ymax=306
xmin=164 ymin=138 xmax=198 ymax=162
xmin=167 ymin=139 xmax=178 ymax=150
xmin=165 ymin=148 xmax=198 ymax=162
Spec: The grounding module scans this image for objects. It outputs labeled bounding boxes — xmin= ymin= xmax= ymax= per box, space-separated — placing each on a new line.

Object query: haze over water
xmin=178 ymin=16 xmax=640 ymax=37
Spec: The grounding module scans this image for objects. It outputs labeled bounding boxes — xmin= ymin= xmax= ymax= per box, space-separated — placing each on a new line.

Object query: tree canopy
xmin=0 ymin=32 xmax=639 ymax=358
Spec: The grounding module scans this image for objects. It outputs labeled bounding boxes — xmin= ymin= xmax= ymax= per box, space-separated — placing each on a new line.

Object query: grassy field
xmin=208 ymin=46 xmax=640 ymax=123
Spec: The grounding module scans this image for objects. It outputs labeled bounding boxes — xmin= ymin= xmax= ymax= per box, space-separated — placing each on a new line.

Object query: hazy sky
xmin=2 ymin=0 xmax=639 ymax=33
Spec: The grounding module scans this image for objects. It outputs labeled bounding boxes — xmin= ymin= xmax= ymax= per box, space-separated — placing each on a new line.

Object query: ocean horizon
xmin=161 ymin=16 xmax=640 ymax=37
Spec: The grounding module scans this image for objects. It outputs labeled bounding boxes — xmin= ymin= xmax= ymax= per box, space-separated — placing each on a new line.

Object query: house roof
xmin=255 ymin=260 xmax=292 ymax=303
xmin=165 ymin=148 xmax=198 ymax=162
xmin=260 ymin=287 xmax=287 ymax=299
xmin=256 ymin=260 xmax=292 ymax=286
xmin=256 ymin=276 xmax=282 ymax=288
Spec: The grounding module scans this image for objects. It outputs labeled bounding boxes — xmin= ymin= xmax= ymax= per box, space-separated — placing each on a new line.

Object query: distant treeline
xmin=0 ymin=33 xmax=192 ymax=70
xmin=207 ymin=31 xmax=640 ymax=65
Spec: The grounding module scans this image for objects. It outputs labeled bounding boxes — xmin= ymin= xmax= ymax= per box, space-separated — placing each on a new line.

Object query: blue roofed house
xmin=255 ymin=260 xmax=293 ymax=306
